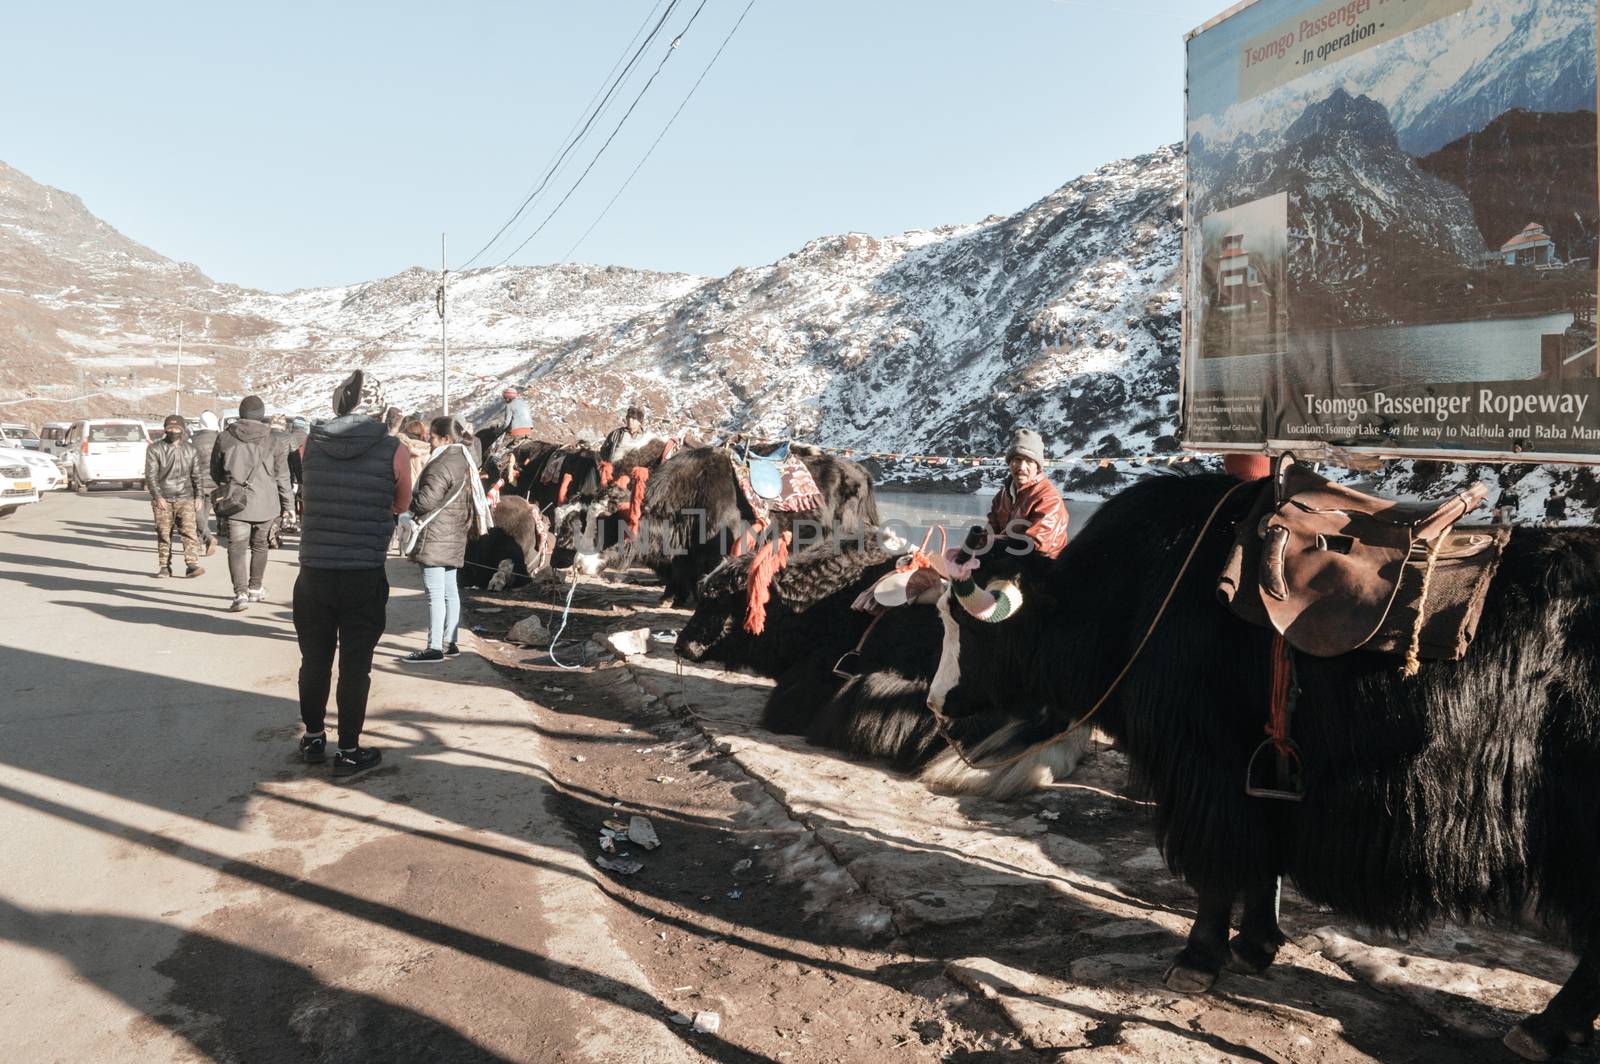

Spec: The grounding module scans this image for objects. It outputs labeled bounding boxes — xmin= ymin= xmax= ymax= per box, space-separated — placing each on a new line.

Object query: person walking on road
xmin=144 ymin=415 xmax=206 ymax=579
xmin=212 ymin=396 xmax=294 ymax=612
xmin=189 ymin=410 xmax=220 ymax=555
xmin=398 ymin=417 xmax=489 ymax=664
xmin=294 ymin=370 xmax=413 ymax=776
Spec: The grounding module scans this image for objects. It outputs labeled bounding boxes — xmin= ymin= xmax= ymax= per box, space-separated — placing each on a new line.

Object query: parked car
xmin=40 ymin=421 xmax=73 ymax=458
xmin=0 ymin=455 xmax=40 ymax=517
xmin=63 ymin=418 xmax=149 ymax=492
xmin=0 ymin=423 xmax=42 ymax=451
xmin=0 ymin=445 xmax=66 ymax=492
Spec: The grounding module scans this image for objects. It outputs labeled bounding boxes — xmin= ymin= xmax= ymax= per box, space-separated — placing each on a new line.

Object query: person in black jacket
xmin=293 ymin=370 xmax=412 ymax=776
xmin=144 ymin=415 xmax=206 ymax=578
xmin=399 ymin=417 xmax=475 ymax=663
xmin=211 ymin=396 xmax=294 ymax=612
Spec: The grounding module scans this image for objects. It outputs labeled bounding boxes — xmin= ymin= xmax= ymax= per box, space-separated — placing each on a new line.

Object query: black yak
xmin=458 ymin=495 xmax=551 ymax=590
xmin=551 ymin=437 xmax=676 ymax=570
xmin=928 ymin=471 xmax=1600 ymax=1061
xmin=676 ymin=536 xmax=1087 ymax=797
xmin=578 ymin=443 xmax=880 ymax=606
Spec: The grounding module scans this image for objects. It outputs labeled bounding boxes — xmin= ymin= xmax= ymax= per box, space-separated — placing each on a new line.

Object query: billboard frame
xmin=1177 ymin=0 xmax=1600 ymax=468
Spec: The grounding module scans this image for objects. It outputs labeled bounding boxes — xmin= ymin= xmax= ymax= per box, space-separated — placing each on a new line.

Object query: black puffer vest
xmin=299 ymin=415 xmax=400 ymax=570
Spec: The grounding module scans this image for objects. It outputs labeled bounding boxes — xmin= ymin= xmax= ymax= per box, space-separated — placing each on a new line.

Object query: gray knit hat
xmin=1005 ymin=428 xmax=1045 ymax=465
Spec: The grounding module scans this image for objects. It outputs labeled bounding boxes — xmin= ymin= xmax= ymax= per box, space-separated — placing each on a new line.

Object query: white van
xmin=64 ymin=418 xmax=149 ymax=492
xmin=40 ymin=422 xmax=73 ymax=458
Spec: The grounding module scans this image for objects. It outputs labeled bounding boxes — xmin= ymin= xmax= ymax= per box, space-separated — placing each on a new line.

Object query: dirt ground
xmin=463 ymin=569 xmax=1597 ymax=1064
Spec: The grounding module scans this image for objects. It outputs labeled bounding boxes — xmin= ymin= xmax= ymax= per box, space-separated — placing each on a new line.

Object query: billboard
xmin=1181 ymin=0 xmax=1600 ymax=462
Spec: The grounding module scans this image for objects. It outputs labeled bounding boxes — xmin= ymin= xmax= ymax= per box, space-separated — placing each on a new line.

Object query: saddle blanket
xmin=731 ymin=446 xmax=823 ymax=520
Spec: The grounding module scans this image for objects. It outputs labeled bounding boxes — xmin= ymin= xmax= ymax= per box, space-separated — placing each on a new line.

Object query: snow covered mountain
xmin=473 ymin=146 xmax=1186 ymax=486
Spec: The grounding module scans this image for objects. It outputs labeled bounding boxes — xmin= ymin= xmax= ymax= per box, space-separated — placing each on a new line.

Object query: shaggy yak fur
xmin=458 ymin=495 xmax=548 ymax=590
xmin=931 ymin=472 xmax=1600 ymax=1060
xmin=554 ymin=437 xmax=676 ymax=564
xmin=675 ymin=537 xmax=1087 ymax=797
xmin=605 ymin=444 xmax=880 ymax=606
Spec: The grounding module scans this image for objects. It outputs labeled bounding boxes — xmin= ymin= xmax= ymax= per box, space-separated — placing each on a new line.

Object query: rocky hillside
xmin=486 ymin=146 xmax=1185 ymax=486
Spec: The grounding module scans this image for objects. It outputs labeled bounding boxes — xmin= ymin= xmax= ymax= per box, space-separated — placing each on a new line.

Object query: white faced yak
xmin=551 ymin=437 xmax=676 ymax=573
xmin=573 ymin=443 xmax=880 ymax=607
xmin=928 ymin=471 xmax=1600 ymax=1061
xmin=675 ymin=536 xmax=1088 ymax=798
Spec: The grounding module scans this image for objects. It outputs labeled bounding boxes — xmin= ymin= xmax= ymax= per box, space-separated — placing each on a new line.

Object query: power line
xmin=457 ymin=0 xmax=684 ymax=271
xmin=495 ymin=0 xmax=714 ymax=267
xmin=563 ymin=0 xmax=760 ymax=263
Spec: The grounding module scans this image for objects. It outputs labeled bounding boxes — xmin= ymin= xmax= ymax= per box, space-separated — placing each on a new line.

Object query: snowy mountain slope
xmin=244 ymin=263 xmax=708 ymax=417
xmin=478 ymin=146 xmax=1186 ymax=486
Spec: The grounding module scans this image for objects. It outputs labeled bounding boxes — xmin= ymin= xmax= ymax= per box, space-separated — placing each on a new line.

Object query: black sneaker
xmin=333 ymin=747 xmax=382 ymax=776
xmin=299 ymin=733 xmax=326 ymax=763
xmin=185 ymin=565 xmax=205 ymax=578
xmin=399 ymin=648 xmax=445 ymax=664
xmin=444 ymin=642 xmax=460 ymax=657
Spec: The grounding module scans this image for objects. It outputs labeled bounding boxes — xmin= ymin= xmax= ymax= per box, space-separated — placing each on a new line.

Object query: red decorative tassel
xmin=598 ymin=460 xmax=614 ymax=488
xmin=557 ymin=471 xmax=573 ymax=505
xmin=744 ymin=530 xmax=791 ymax=635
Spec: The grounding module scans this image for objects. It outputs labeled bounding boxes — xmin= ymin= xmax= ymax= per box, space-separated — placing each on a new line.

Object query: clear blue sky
xmin=3 ymin=0 xmax=1228 ymax=293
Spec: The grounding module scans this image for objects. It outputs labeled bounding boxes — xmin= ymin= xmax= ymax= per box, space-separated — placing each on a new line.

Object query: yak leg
xmin=1228 ymin=875 xmax=1288 ymax=974
xmin=1165 ymin=883 xmax=1236 ymax=994
xmin=1506 ymin=939 xmax=1599 ymax=1062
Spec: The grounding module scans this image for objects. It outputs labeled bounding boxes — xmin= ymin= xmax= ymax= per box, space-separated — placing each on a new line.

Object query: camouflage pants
xmin=153 ymin=496 xmax=200 ymax=570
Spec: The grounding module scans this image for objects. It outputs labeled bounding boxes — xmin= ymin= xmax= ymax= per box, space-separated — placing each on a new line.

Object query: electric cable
xmin=494 ymin=0 xmax=713 ymax=267
xmin=562 ymin=0 xmax=760 ymax=263
xmin=458 ymin=0 xmax=683 ymax=270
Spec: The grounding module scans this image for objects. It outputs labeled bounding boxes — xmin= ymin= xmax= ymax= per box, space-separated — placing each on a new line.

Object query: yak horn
xmin=953 ymin=577 xmax=1022 ymax=623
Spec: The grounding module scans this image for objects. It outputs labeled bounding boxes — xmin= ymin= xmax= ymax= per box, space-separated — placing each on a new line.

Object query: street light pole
xmin=175 ymin=323 xmax=184 ymax=416
xmin=438 ymin=233 xmax=449 ymax=416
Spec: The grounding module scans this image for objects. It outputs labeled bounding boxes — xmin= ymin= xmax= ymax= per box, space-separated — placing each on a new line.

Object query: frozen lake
xmin=876 ymin=488 xmax=1103 ymax=547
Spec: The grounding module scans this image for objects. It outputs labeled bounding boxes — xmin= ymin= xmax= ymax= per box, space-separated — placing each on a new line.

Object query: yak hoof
xmin=1570 ymin=1025 xmax=1594 ymax=1047
xmin=1226 ymin=934 xmax=1281 ymax=974
xmin=1163 ymin=963 xmax=1217 ymax=995
xmin=1504 ymin=1024 xmax=1555 ymax=1063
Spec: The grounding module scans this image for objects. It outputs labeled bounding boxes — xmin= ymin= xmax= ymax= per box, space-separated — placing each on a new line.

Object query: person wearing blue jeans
xmin=400 ymin=417 xmax=476 ymax=664
xmin=420 ymin=564 xmax=461 ymax=655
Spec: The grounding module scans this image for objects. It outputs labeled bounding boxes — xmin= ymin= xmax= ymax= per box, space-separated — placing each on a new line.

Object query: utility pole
xmin=438 ymin=233 xmax=449 ymax=416
xmin=175 ymin=323 xmax=184 ymax=416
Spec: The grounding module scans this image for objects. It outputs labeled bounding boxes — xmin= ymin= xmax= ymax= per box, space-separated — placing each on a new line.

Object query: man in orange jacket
xmin=987 ymin=428 xmax=1069 ymax=559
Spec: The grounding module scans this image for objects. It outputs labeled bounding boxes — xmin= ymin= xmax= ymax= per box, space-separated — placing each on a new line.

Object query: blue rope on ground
xmin=547 ymin=577 xmax=587 ymax=670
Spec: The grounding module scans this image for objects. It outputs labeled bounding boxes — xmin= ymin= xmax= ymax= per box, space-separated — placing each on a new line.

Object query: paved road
xmin=0 ymin=491 xmax=704 ymax=1063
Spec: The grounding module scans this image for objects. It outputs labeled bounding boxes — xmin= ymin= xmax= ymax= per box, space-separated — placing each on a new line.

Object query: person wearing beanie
xmin=211 ymin=395 xmax=294 ymax=611
xmin=144 ymin=414 xmax=206 ymax=578
xmin=291 ymin=369 xmax=414 ymax=776
xmin=600 ymin=403 xmax=657 ymax=463
xmin=498 ymin=386 xmax=535 ymax=439
xmin=190 ymin=409 xmax=222 ymax=553
xmin=985 ymin=427 xmax=1069 ymax=560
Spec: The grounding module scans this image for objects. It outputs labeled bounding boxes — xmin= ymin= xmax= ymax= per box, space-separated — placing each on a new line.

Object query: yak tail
xmin=917 ymin=714 xmax=1093 ymax=801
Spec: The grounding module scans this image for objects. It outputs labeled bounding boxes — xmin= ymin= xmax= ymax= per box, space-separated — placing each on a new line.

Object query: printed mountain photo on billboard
xmin=1183 ymin=0 xmax=1600 ymax=459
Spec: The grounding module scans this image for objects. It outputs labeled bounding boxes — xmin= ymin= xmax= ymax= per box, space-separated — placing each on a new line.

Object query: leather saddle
xmin=1218 ymin=455 xmax=1506 ymax=661
xmin=740 ymin=440 xmax=791 ymax=500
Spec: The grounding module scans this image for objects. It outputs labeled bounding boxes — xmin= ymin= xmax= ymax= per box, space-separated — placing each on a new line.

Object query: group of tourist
xmin=145 ymin=370 xmax=1071 ymax=779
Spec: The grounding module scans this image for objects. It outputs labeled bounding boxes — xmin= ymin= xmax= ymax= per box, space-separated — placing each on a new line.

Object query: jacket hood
xmin=309 ymin=414 xmax=388 ymax=461
xmin=227 ymin=419 xmax=272 ymax=444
